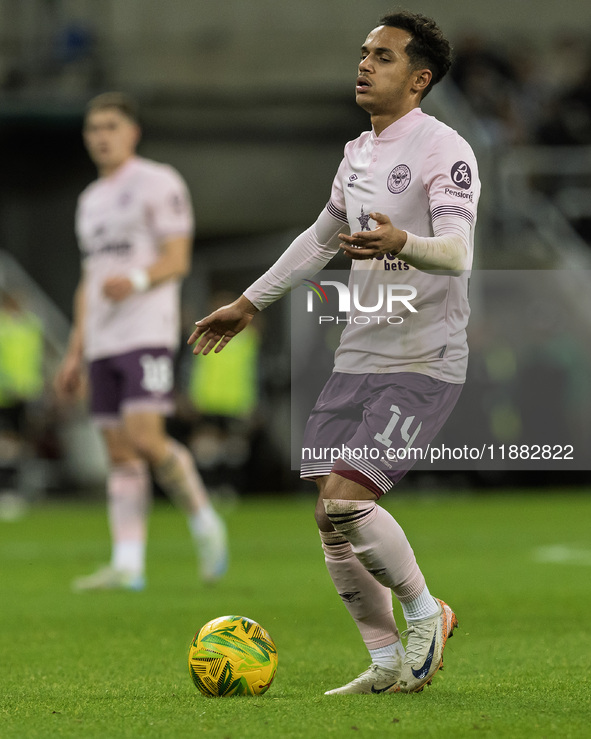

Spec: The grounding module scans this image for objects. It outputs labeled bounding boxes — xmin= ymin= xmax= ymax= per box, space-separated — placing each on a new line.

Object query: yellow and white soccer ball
xmin=188 ymin=615 xmax=278 ymax=697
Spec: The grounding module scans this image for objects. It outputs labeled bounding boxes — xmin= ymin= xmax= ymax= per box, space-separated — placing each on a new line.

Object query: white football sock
xmin=320 ymin=529 xmax=401 ymax=651
xmin=188 ymin=504 xmax=221 ymax=539
xmin=369 ymin=640 xmax=406 ymax=669
xmin=323 ymin=499 xmax=426 ymax=603
xmin=188 ymin=502 xmax=228 ymax=582
xmin=107 ymin=460 xmax=150 ymax=576
xmin=112 ymin=540 xmax=145 ymax=576
xmin=401 ymin=585 xmax=439 ymax=622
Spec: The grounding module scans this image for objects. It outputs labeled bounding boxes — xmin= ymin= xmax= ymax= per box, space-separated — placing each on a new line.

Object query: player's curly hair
xmin=85 ymin=92 xmax=140 ymax=124
xmin=379 ymin=10 xmax=452 ymax=98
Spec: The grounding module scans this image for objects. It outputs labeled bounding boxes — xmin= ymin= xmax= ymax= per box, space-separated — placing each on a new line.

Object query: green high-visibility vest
xmin=0 ymin=310 xmax=43 ymax=407
xmin=189 ymin=328 xmax=259 ymax=418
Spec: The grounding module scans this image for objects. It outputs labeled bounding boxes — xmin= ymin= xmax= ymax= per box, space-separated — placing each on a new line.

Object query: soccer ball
xmin=188 ymin=615 xmax=278 ymax=697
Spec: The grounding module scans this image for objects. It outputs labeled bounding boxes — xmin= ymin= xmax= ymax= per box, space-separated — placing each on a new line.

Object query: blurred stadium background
xmin=1 ymin=0 xmax=591 ymax=506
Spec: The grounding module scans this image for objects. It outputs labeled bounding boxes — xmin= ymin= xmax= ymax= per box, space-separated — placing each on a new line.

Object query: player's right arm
xmin=188 ymin=207 xmax=346 ymax=355
xmin=54 ymin=275 xmax=87 ymax=401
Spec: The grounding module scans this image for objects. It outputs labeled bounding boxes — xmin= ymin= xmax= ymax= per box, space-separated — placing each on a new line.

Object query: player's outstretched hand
xmin=339 ymin=211 xmax=407 ymax=260
xmin=188 ymin=295 xmax=258 ymax=355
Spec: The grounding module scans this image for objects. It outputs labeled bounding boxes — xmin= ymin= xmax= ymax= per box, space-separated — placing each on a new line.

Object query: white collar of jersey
xmin=100 ymin=155 xmax=140 ymax=182
xmin=371 ymin=108 xmax=425 ymax=141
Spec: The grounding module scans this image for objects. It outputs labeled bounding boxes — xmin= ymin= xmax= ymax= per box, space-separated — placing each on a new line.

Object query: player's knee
xmin=104 ymin=439 xmax=136 ymax=466
xmin=108 ymin=450 xmax=133 ymax=467
xmin=314 ymin=495 xmax=334 ymax=532
xmin=128 ymin=428 xmax=164 ymax=463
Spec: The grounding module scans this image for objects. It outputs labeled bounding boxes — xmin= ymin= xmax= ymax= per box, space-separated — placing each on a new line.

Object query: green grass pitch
xmin=1 ymin=490 xmax=590 ymax=738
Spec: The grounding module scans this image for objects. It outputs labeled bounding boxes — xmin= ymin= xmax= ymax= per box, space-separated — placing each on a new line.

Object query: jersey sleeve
xmin=325 ymin=156 xmax=349 ymax=224
xmin=147 ymin=167 xmax=194 ymax=241
xmin=243 ymin=207 xmax=343 ymax=310
xmin=423 ymin=131 xmax=480 ymax=233
xmin=74 ymin=196 xmax=85 ymax=254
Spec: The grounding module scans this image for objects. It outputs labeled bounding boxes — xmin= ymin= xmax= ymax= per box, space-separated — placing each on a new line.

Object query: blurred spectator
xmin=0 ymin=291 xmax=44 ymax=493
xmin=189 ymin=326 xmax=259 ymax=423
xmin=537 ymin=54 xmax=591 ymax=145
xmin=451 ymin=31 xmax=591 ymax=147
xmin=505 ymin=39 xmax=548 ymax=144
xmin=538 ymin=32 xmax=591 ymax=100
xmin=183 ymin=291 xmax=263 ymax=495
xmin=450 ymin=33 xmax=524 ymax=144
xmin=51 ymin=20 xmax=103 ymax=93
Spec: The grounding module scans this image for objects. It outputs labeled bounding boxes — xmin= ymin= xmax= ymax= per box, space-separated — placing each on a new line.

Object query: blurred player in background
xmin=189 ymin=11 xmax=479 ymax=694
xmin=55 ymin=92 xmax=228 ymax=591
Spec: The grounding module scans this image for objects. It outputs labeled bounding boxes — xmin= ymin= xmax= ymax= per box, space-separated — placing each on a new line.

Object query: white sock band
xmin=369 ymin=641 xmax=405 ymax=668
xmin=112 ymin=540 xmax=145 ymax=576
xmin=401 ymin=585 xmax=439 ymax=622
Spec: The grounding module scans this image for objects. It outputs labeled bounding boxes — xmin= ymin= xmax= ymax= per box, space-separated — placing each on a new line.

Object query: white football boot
xmin=72 ymin=566 xmax=145 ymax=592
xmin=324 ymin=660 xmax=403 ymax=695
xmin=394 ymin=597 xmax=458 ymax=693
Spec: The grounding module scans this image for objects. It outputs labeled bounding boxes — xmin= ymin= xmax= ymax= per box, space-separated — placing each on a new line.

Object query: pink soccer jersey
xmin=75 ymin=156 xmax=194 ymax=361
xmin=327 ymin=108 xmax=480 ymax=383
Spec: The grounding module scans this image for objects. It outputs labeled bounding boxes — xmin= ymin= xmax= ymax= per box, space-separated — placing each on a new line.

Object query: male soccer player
xmin=56 ymin=92 xmax=228 ymax=590
xmin=189 ymin=11 xmax=479 ymax=693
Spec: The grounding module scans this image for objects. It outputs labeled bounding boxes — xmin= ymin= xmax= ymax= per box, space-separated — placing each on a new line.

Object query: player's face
xmin=356 ymin=25 xmax=426 ymax=122
xmin=83 ymin=109 xmax=140 ymax=175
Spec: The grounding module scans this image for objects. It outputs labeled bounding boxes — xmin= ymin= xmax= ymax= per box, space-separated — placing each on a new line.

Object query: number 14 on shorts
xmin=374 ymin=404 xmax=422 ymax=452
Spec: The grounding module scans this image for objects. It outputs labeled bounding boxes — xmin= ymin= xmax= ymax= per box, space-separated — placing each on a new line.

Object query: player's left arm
xmin=339 ymin=213 xmax=470 ymax=272
xmin=102 ymin=235 xmax=191 ymax=301
xmin=143 ymin=234 xmax=192 ymax=285
xmin=103 ymin=167 xmax=194 ymax=302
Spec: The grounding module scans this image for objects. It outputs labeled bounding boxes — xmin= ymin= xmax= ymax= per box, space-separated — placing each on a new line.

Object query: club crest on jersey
xmin=387 ymin=164 xmax=411 ymax=194
xmin=451 ymin=161 xmax=472 ymax=189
